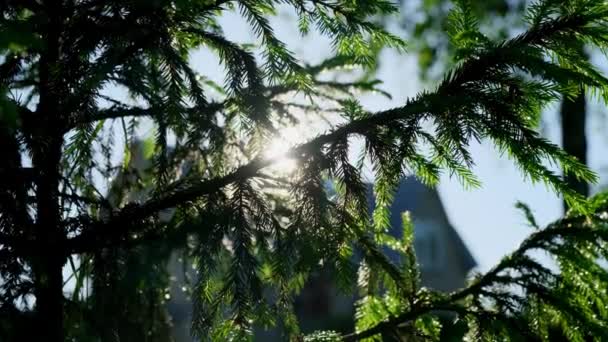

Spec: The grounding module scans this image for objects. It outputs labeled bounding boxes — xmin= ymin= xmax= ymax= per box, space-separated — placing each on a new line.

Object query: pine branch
xmin=67 ymin=72 xmax=366 ymax=130
xmin=65 ymin=10 xmax=605 ymax=254
xmin=341 ymin=207 xmax=608 ymax=341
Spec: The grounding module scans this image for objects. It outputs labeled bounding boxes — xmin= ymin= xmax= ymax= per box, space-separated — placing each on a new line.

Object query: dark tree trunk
xmin=33 ymin=1 xmax=66 ymax=340
xmin=32 ymin=136 xmax=65 ymax=342
xmin=561 ymin=88 xmax=588 ymax=212
xmin=33 ymin=254 xmax=65 ymax=342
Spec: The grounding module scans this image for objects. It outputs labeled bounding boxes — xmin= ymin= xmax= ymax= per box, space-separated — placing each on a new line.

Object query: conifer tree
xmin=2 ymin=0 xmax=608 ymax=341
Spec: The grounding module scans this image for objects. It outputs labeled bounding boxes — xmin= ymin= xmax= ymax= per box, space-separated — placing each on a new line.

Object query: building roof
xmin=366 ymin=177 xmax=477 ymax=272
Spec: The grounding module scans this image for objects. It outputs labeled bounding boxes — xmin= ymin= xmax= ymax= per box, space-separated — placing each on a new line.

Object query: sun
xmin=261 ymin=112 xmax=330 ymax=174
xmin=263 ymin=126 xmax=301 ymax=174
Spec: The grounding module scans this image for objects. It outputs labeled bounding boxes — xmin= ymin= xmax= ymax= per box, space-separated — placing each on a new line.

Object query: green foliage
xmin=403 ymin=0 xmax=526 ymax=79
xmin=3 ymin=0 xmax=608 ymax=341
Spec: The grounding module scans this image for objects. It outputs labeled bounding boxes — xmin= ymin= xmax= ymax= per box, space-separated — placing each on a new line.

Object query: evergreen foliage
xmin=403 ymin=0 xmax=525 ymax=79
xmin=2 ymin=0 xmax=608 ymax=341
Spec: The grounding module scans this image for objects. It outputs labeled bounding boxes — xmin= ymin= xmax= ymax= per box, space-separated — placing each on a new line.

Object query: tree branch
xmin=65 ymin=12 xmax=591 ymax=254
xmin=340 ymin=212 xmax=606 ymax=341
xmin=67 ymin=44 xmax=374 ymax=129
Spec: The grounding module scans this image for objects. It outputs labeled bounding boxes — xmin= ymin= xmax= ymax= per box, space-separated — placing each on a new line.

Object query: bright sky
xmin=195 ymin=8 xmax=608 ymax=274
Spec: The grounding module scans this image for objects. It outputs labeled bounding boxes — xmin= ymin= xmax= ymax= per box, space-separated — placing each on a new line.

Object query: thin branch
xmin=74 ymin=106 xmax=154 ymax=124
xmin=57 ymin=193 xmax=111 ymax=209
xmin=68 ymin=56 xmax=369 ymax=129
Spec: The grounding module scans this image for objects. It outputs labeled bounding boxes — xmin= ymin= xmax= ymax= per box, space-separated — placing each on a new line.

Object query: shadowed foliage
xmin=2 ymin=0 xmax=608 ymax=341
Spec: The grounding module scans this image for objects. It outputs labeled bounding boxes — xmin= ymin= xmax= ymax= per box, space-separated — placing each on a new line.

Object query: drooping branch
xmin=64 ymin=12 xmax=601 ymax=254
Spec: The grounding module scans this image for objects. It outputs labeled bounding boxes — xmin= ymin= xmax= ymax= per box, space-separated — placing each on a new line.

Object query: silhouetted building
xmin=380 ymin=178 xmax=476 ymax=291
xmin=288 ymin=178 xmax=477 ymax=335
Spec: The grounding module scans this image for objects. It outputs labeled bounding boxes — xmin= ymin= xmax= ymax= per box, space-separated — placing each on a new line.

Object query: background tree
xmin=2 ymin=0 xmax=608 ymax=341
xmin=402 ymin=0 xmax=589 ymax=211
